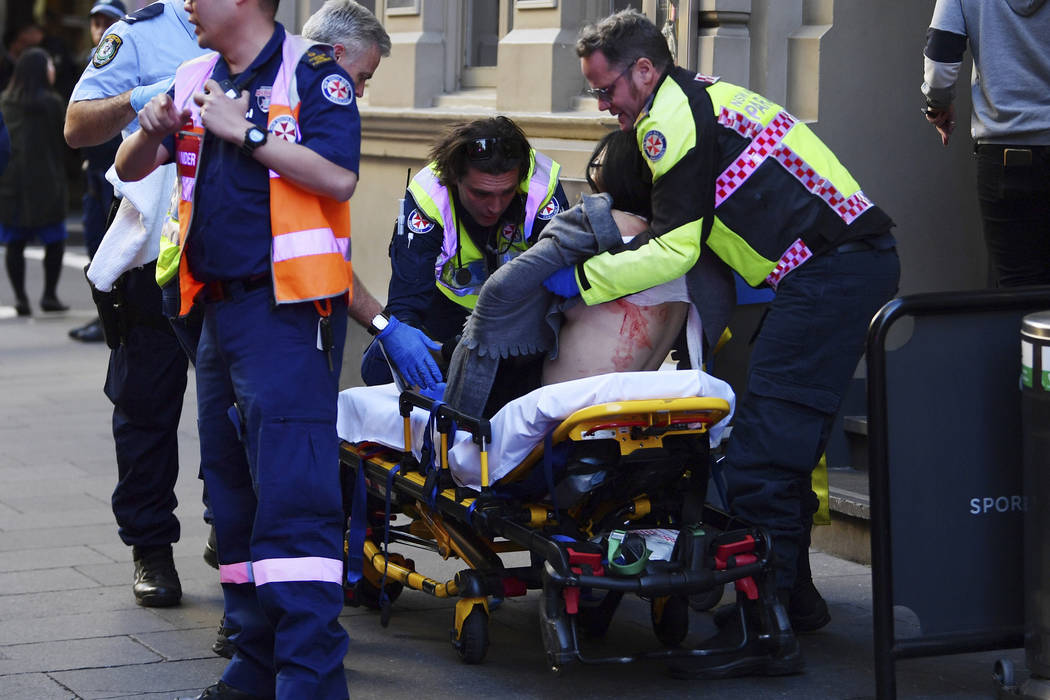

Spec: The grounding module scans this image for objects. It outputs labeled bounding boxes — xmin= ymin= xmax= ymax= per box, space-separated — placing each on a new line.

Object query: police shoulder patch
xmin=406 ymin=209 xmax=435 ymax=235
xmin=92 ymin=33 xmax=123 ymax=68
xmin=321 ymin=74 xmax=353 ymax=105
xmin=304 ymin=49 xmax=335 ymax=69
xmin=123 ymin=3 xmax=163 ymax=23
xmin=537 ymin=197 xmax=561 ymax=221
xmin=642 ymin=129 xmax=667 ymax=162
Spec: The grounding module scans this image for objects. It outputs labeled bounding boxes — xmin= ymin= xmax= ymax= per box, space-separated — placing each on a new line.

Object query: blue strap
xmin=419 ymin=401 xmax=445 ymax=507
xmin=345 ymin=463 xmax=367 ymax=586
xmin=377 ymin=463 xmax=401 ymax=606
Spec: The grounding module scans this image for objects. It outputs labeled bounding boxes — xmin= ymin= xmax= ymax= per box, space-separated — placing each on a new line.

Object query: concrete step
xmin=814 ymin=466 xmax=871 ymax=565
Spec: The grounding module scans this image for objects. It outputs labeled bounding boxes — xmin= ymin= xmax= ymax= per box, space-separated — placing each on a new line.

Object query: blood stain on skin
xmin=612 ymin=300 xmax=655 ymax=370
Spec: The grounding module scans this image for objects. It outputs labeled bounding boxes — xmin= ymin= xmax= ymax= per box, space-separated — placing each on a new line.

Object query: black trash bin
xmin=1021 ymin=312 xmax=1050 ymax=692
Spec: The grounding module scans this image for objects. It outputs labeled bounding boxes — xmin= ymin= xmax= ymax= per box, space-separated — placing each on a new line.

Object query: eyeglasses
xmin=586 ymin=59 xmax=637 ymax=100
xmin=466 ymin=137 xmax=522 ymax=162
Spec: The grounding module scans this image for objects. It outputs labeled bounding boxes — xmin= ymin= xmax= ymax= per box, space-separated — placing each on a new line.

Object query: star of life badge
xmin=642 ymin=130 xmax=667 ymax=162
xmin=406 ymin=209 xmax=434 ymax=234
xmin=321 ymin=74 xmax=353 ymax=105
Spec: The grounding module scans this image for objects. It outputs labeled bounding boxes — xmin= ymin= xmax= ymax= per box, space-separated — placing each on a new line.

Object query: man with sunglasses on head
xmin=550 ymin=9 xmax=901 ymax=680
xmin=362 ymin=116 xmax=568 ymax=401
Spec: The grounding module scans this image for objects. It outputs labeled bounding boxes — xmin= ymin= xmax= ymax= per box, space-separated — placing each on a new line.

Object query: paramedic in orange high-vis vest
xmin=115 ymin=0 xmax=358 ymax=697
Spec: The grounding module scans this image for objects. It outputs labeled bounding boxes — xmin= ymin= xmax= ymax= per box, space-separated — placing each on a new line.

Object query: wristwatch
xmin=368 ymin=312 xmax=390 ymax=336
xmin=240 ymin=125 xmax=267 ymax=157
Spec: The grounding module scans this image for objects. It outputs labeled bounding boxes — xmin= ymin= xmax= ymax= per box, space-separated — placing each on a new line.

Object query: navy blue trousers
xmin=196 ymin=286 xmax=349 ymax=700
xmin=724 ymin=243 xmax=900 ymax=592
xmin=104 ymin=264 xmax=189 ymax=547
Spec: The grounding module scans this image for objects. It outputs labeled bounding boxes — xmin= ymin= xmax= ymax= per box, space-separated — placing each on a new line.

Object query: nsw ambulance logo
xmin=322 ymin=74 xmax=353 ymax=105
xmin=269 ymin=115 xmax=299 ymax=142
xmin=537 ymin=198 xmax=560 ymax=221
xmin=642 ymin=130 xmax=667 ymax=162
xmin=406 ymin=209 xmax=434 ymax=234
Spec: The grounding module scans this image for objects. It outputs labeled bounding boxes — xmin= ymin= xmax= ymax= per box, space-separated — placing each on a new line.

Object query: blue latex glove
xmin=420 ymin=382 xmax=446 ymax=402
xmin=130 ymin=76 xmax=175 ymax=112
xmin=543 ymin=265 xmax=580 ymax=298
xmin=376 ymin=315 xmax=443 ymax=389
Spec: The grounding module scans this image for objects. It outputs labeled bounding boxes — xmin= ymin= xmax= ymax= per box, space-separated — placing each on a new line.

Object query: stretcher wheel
xmin=347 ymin=552 xmax=408 ymax=609
xmin=576 ymin=591 xmax=623 ymax=638
xmin=689 ymin=584 xmax=725 ymax=612
xmin=454 ymin=606 xmax=489 ymax=665
xmin=651 ymin=595 xmax=689 ymax=647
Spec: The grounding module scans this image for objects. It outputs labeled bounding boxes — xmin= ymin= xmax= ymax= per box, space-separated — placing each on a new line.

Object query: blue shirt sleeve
xmin=293 ymin=49 xmax=360 ymax=174
xmin=70 ymin=21 xmax=144 ymax=102
xmin=386 ymin=190 xmax=443 ymax=329
xmin=531 ymin=182 xmax=570 ymax=239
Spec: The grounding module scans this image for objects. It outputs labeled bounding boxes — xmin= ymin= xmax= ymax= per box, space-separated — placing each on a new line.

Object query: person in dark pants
xmin=0 ymin=47 xmax=69 ymax=316
xmin=117 ymin=0 xmax=361 ymax=694
xmin=70 ymin=0 xmax=126 ymax=343
xmin=922 ymin=0 xmax=1050 ymax=287
xmin=65 ymin=0 xmax=208 ymax=611
xmin=559 ymin=9 xmax=900 ymax=679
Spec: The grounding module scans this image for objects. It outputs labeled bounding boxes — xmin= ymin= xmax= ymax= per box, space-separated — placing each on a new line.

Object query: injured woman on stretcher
xmin=339 ymin=129 xmax=738 ymax=489
xmin=440 ymin=128 xmax=736 ymax=419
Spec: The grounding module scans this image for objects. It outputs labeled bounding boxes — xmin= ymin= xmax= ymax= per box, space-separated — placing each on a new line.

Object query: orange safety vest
xmin=171 ymin=34 xmax=352 ymax=317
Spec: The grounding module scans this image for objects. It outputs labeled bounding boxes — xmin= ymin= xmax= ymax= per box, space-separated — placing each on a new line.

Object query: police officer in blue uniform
xmin=65 ymin=0 xmax=207 ymax=610
xmin=117 ymin=0 xmax=360 ymax=695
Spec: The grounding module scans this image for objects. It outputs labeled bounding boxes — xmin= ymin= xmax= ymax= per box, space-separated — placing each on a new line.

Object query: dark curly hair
xmin=429 ymin=116 xmax=531 ymax=189
xmin=576 ymin=9 xmax=672 ymax=73
xmin=587 ymin=129 xmax=652 ymax=219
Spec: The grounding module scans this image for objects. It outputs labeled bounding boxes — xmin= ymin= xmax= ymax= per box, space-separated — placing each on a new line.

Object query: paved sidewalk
xmin=0 ymin=249 xmax=1023 ymax=699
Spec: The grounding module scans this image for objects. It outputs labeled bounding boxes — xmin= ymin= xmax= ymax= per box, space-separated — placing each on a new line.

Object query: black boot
xmin=40 ymin=241 xmax=68 ymax=312
xmin=211 ymin=616 xmax=236 ymax=659
xmin=669 ymin=593 xmax=803 ymax=680
xmin=175 ymin=681 xmax=262 ymax=700
xmin=132 ymin=545 xmax=182 ymax=607
xmin=712 ymin=578 xmax=830 ymax=633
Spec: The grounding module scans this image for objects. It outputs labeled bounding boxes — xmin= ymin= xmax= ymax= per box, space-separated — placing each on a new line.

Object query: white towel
xmin=86 ymin=163 xmax=177 ymax=292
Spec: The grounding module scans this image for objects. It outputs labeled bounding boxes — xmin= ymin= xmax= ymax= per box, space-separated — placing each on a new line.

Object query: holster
xmin=86 ymin=265 xmax=126 ymax=350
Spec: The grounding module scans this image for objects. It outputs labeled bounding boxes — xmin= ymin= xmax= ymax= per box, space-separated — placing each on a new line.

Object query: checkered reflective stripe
xmin=772 ymin=148 xmax=873 ymax=225
xmin=765 ymin=238 xmax=813 ymax=289
xmin=717 ymin=107 xmax=764 ymax=140
xmin=714 ymin=111 xmax=797 ymax=207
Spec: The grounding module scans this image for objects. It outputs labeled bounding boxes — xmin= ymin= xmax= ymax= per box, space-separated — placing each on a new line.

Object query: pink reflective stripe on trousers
xmin=219 ymin=561 xmax=254 ymax=585
xmin=271 ymin=228 xmax=349 ymax=262
xmin=252 ymin=556 xmax=344 ymax=586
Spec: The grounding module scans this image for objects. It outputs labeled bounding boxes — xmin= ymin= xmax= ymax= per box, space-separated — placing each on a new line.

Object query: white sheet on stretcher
xmin=336 ymin=369 xmax=735 ymax=491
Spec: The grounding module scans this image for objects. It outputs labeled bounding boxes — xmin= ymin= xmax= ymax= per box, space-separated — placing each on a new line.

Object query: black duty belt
xmin=204 ymin=273 xmax=272 ymax=302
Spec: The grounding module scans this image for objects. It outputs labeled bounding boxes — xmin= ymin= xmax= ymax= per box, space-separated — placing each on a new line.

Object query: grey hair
xmin=302 ymin=0 xmax=391 ymax=59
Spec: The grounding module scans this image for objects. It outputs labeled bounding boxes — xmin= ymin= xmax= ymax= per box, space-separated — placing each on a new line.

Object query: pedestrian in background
xmin=0 ymin=47 xmax=69 ymax=316
xmin=922 ymin=0 xmax=1050 ymax=287
xmin=0 ymin=110 xmax=9 ymax=175
xmin=69 ymin=0 xmax=128 ymax=343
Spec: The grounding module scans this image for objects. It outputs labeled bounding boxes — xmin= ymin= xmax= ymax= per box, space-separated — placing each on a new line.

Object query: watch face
xmin=249 ymin=128 xmax=266 ymax=144
xmin=371 ymin=314 xmax=388 ymax=333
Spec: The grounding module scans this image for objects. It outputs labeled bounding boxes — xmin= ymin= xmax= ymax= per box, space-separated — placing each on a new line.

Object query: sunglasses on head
xmin=466 ymin=137 xmax=522 ymax=162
